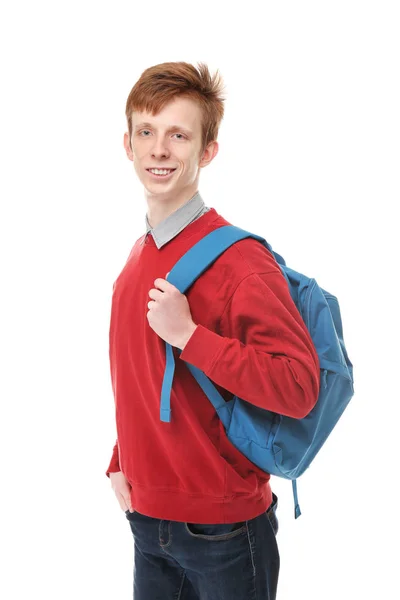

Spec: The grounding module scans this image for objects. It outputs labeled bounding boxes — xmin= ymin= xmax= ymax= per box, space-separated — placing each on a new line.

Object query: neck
xmin=145 ymin=186 xmax=199 ymax=229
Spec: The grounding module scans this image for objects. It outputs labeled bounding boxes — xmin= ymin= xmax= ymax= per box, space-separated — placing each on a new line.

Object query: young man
xmin=105 ymin=61 xmax=320 ymax=600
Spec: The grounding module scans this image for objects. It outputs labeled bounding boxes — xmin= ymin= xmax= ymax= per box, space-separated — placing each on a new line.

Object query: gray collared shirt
xmin=142 ymin=191 xmax=211 ymax=249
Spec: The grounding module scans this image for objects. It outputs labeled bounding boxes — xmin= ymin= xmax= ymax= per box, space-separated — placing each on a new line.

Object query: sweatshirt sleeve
xmin=179 ymin=271 xmax=320 ymax=419
xmin=105 ymin=439 xmax=121 ymax=478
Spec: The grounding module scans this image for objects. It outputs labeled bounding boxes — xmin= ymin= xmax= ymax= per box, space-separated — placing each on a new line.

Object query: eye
xmin=138 ymin=130 xmax=186 ymax=139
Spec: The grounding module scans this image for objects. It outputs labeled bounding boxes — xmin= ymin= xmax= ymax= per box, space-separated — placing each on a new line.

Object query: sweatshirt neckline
xmin=142 ymin=208 xmax=223 ymax=248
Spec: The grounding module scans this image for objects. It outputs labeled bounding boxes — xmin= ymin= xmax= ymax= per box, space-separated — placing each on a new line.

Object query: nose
xmin=151 ymin=136 xmax=171 ymax=160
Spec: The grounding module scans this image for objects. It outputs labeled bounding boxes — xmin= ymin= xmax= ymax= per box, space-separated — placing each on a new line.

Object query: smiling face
xmin=124 ymin=96 xmax=218 ymax=206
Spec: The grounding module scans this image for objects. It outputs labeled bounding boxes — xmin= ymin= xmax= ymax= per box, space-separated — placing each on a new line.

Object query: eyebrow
xmin=134 ymin=122 xmax=193 ymax=136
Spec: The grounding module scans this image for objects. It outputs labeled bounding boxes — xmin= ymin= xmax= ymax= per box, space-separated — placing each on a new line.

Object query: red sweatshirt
xmin=105 ymin=207 xmax=320 ymax=523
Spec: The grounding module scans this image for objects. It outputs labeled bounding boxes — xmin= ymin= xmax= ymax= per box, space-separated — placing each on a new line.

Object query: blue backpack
xmin=159 ymin=225 xmax=354 ymax=518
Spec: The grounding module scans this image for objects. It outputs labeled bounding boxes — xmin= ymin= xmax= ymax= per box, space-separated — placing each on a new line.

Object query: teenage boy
xmin=106 ymin=61 xmax=320 ymax=600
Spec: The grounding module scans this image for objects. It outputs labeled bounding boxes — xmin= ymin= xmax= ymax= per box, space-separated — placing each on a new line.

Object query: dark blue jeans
xmin=124 ymin=493 xmax=280 ymax=599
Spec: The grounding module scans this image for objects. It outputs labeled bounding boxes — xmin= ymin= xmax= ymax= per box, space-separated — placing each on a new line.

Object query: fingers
xmin=125 ymin=498 xmax=133 ymax=512
xmin=116 ymin=490 xmax=133 ymax=512
xmin=123 ymin=495 xmax=133 ymax=512
xmin=110 ymin=472 xmax=134 ymax=512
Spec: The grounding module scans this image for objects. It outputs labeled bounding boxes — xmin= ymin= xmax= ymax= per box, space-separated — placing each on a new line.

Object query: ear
xmin=123 ymin=132 xmax=134 ymax=161
xmin=199 ymin=140 xmax=219 ymax=169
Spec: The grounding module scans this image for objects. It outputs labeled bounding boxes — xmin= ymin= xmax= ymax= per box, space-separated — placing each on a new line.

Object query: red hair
xmin=125 ymin=61 xmax=226 ymax=157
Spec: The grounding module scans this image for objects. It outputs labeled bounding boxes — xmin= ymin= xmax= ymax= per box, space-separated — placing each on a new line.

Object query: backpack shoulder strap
xmin=161 ymin=225 xmax=285 ymax=423
xmin=167 ymin=225 xmax=285 ymax=292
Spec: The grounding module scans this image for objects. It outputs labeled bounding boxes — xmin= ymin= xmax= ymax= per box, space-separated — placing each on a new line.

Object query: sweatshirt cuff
xmin=105 ymin=444 xmax=121 ymax=478
xmin=179 ymin=324 xmax=226 ymax=374
xmin=105 ymin=466 xmax=121 ymax=478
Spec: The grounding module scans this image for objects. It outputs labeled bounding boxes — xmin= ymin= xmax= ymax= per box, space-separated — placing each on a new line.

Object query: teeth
xmin=149 ymin=168 xmax=173 ymax=175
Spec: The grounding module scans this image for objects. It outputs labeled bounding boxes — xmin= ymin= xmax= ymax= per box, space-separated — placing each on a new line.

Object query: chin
xmin=145 ymin=179 xmax=180 ymax=193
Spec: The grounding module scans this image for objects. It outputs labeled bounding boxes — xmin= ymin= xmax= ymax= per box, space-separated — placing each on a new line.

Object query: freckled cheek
xmin=135 ymin=149 xmax=148 ymax=161
xmin=131 ymin=141 xmax=147 ymax=160
xmin=185 ymin=159 xmax=198 ymax=174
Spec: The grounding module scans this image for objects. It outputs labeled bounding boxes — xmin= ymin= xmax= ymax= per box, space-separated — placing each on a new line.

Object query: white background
xmin=1 ymin=1 xmax=399 ymax=599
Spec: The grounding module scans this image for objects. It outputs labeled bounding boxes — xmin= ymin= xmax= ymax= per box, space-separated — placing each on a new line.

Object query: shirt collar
xmin=143 ymin=191 xmax=208 ymax=249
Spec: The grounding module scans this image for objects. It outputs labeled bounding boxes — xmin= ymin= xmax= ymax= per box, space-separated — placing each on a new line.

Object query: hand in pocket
xmin=109 ymin=471 xmax=134 ymax=512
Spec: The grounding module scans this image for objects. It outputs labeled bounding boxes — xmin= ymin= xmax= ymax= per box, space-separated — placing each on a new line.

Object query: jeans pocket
xmin=267 ymin=493 xmax=279 ymax=536
xmin=184 ymin=520 xmax=247 ymax=540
